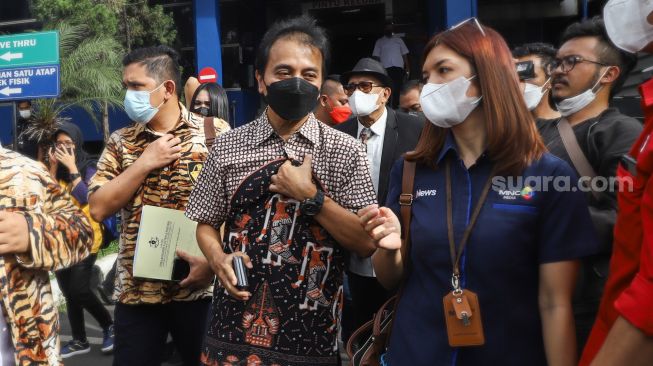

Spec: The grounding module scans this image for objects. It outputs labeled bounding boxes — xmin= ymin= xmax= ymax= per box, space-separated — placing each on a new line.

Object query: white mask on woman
xmin=420 ymin=75 xmax=482 ymax=128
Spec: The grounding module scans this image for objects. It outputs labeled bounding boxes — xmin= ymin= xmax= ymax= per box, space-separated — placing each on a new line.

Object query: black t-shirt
xmin=537 ymin=109 xmax=642 ymax=193
xmin=537 ymin=108 xmax=642 ymax=310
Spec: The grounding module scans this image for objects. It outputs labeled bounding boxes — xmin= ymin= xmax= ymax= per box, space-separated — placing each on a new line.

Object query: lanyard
xmin=445 ymin=158 xmax=496 ymax=293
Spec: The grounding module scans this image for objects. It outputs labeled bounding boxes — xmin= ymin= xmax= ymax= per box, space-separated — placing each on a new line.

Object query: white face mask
xmin=420 ymin=75 xmax=482 ymax=128
xmin=555 ymin=69 xmax=608 ymax=117
xmin=523 ymin=78 xmax=550 ymax=111
xmin=604 ymin=0 xmax=653 ymax=53
xmin=19 ymin=110 xmax=31 ymax=119
xmin=349 ymin=90 xmax=381 ymax=117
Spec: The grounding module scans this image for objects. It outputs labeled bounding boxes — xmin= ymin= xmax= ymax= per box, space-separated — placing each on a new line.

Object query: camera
xmin=516 ymin=60 xmax=535 ymax=81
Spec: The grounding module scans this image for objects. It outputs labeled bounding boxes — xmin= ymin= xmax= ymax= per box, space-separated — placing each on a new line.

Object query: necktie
xmin=359 ymin=127 xmax=372 ymax=152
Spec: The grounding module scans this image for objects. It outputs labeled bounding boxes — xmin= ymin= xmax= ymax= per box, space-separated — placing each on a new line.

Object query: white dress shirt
xmin=351 ymin=107 xmax=388 ymax=277
xmin=372 ymin=36 xmax=409 ymax=69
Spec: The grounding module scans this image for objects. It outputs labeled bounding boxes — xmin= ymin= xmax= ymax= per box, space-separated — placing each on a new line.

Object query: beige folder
xmin=133 ymin=205 xmax=203 ymax=280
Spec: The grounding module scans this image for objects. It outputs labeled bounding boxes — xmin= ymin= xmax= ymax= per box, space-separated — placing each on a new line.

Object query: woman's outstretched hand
xmin=358 ymin=204 xmax=402 ymax=251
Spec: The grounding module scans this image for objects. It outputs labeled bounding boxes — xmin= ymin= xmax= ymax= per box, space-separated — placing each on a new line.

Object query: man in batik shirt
xmin=186 ymin=15 xmax=377 ymax=366
xmin=88 ymin=46 xmax=220 ymax=365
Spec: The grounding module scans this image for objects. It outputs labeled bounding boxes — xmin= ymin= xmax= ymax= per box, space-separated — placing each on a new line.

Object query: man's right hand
xmin=138 ymin=134 xmax=182 ymax=171
xmin=208 ymin=251 xmax=253 ymax=301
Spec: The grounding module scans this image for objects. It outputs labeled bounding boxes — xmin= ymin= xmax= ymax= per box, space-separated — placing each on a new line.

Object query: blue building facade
xmin=7 ymin=0 xmax=607 ymax=145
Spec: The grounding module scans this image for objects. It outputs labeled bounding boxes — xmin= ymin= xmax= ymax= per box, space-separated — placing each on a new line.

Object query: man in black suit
xmin=335 ymin=57 xmax=423 ymax=342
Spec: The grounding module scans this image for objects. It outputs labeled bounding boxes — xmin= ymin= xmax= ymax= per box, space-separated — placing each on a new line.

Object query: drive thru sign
xmin=0 ymin=31 xmax=61 ymax=150
xmin=0 ymin=31 xmax=60 ymax=102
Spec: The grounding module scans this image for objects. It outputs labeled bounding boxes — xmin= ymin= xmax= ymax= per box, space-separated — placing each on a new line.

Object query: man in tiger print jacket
xmin=0 ymin=147 xmax=94 ymax=365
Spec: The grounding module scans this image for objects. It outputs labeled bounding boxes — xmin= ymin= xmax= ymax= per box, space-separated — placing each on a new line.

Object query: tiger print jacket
xmin=0 ymin=148 xmax=93 ymax=366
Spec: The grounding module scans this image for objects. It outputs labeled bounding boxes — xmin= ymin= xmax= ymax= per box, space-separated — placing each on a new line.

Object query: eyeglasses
xmin=55 ymin=141 xmax=74 ymax=148
xmin=343 ymin=81 xmax=384 ymax=96
xmin=448 ymin=17 xmax=486 ymax=37
xmin=547 ymin=55 xmax=608 ymax=74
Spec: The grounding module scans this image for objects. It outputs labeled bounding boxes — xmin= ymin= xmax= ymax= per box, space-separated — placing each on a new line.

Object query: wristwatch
xmin=300 ymin=190 xmax=324 ymax=216
xmin=69 ymin=173 xmax=81 ymax=181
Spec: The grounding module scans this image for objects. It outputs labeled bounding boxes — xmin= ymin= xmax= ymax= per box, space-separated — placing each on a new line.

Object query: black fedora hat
xmin=341 ymin=58 xmax=392 ymax=88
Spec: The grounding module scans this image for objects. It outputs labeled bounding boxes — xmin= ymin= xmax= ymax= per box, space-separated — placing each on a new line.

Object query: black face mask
xmin=265 ymin=78 xmax=319 ymax=121
xmin=192 ymin=106 xmax=210 ymax=117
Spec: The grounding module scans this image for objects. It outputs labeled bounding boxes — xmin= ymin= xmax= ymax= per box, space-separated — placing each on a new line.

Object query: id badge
xmin=443 ymin=289 xmax=485 ymax=347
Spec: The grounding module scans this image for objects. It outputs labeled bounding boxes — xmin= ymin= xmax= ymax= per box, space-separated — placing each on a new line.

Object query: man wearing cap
xmin=335 ymin=57 xmax=422 ymax=340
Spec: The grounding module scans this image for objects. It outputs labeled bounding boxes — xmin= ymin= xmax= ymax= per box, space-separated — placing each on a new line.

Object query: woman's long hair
xmin=406 ymin=21 xmax=546 ymax=176
xmin=190 ymin=82 xmax=230 ymax=123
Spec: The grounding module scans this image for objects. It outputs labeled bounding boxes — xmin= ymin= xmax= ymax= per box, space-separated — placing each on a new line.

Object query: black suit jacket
xmin=335 ymin=108 xmax=423 ymax=205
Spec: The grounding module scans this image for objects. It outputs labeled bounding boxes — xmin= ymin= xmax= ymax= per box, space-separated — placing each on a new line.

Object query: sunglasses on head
xmin=447 ymin=17 xmax=486 ymax=37
xmin=343 ymin=81 xmax=385 ymax=96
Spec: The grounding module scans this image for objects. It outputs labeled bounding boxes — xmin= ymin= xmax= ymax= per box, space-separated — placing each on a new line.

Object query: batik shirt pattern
xmin=186 ymin=112 xmax=377 ymax=365
xmin=0 ymin=148 xmax=93 ymax=365
xmin=89 ymin=110 xmax=224 ymax=304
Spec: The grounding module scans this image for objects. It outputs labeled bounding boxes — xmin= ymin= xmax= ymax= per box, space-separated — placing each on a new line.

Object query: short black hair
xmin=123 ymin=45 xmax=181 ymax=96
xmin=190 ymin=82 xmax=230 ymax=122
xmin=320 ymin=74 xmax=341 ymax=94
xmin=255 ymin=15 xmax=330 ymax=77
xmin=400 ymin=79 xmax=422 ymax=96
xmin=560 ymin=16 xmax=637 ymax=98
xmin=512 ymin=42 xmax=557 ymax=77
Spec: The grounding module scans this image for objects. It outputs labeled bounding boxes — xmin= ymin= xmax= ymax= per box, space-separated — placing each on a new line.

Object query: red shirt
xmin=581 ymin=78 xmax=653 ymax=365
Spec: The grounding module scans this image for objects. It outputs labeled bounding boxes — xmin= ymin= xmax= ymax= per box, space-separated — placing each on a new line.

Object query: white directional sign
xmin=0 ymin=52 xmax=23 ymax=62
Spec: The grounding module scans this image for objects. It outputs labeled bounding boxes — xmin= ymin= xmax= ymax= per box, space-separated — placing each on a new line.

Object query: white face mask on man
xmin=349 ymin=90 xmax=381 ymax=117
xmin=523 ymin=78 xmax=551 ymax=111
xmin=420 ymin=75 xmax=482 ymax=128
xmin=18 ymin=110 xmax=31 ymax=119
xmin=604 ymin=0 xmax=653 ymax=53
xmin=555 ymin=68 xmax=609 ymax=117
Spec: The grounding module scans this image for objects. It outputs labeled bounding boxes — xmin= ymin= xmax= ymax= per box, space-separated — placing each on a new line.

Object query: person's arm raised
xmin=89 ymin=134 xmax=182 ymax=222
xmin=269 ymin=155 xmax=376 ymax=258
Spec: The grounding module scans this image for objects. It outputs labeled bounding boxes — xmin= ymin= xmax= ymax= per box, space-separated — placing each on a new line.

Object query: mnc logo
xmin=498 ymin=187 xmax=536 ymax=200
xmin=520 ymin=186 xmax=535 ymax=200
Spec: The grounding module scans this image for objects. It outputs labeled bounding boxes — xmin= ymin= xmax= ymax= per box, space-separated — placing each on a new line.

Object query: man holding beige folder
xmin=88 ymin=45 xmax=224 ymax=366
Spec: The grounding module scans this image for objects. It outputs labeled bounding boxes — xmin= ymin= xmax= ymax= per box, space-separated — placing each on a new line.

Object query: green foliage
xmin=25 ymin=21 xmax=124 ymax=138
xmin=31 ymin=0 xmax=119 ymax=38
xmin=30 ymin=0 xmax=178 ymax=50
xmin=26 ymin=0 xmax=178 ymax=138
xmin=117 ymin=2 xmax=178 ymax=50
